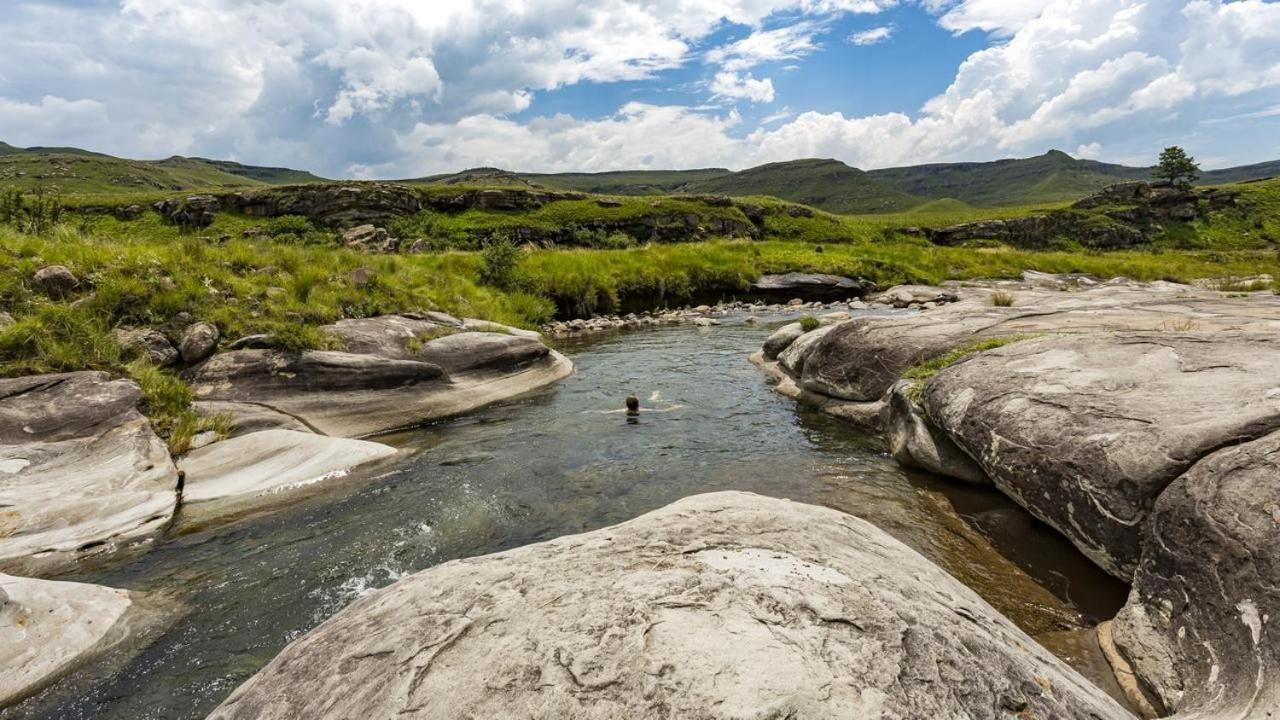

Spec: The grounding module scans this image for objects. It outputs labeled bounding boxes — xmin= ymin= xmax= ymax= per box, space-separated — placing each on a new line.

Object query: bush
xmin=799 ymin=316 xmax=821 ymax=332
xmin=0 ymin=188 xmax=65 ymax=235
xmin=990 ymin=290 xmax=1015 ymax=307
xmin=265 ymin=215 xmax=315 ymax=238
xmin=479 ymin=235 xmax=522 ymax=289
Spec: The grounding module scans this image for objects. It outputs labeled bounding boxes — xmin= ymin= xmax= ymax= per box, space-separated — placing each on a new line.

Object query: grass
xmin=799 ymin=316 xmax=820 ymax=332
xmin=902 ymin=335 xmax=1041 ymax=402
xmin=990 ymin=290 xmax=1015 ymax=306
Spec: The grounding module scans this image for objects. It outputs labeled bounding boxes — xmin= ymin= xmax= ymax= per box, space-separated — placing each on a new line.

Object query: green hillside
xmin=0 ymin=143 xmax=325 ymax=194
xmin=1201 ymin=160 xmax=1280 ymax=184
xmin=525 ymin=168 xmax=732 ymax=195
xmin=676 ymin=159 xmax=925 ymax=214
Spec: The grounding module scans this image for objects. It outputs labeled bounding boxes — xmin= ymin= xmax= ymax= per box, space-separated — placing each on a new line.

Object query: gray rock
xmin=179 ymin=322 xmax=220 ymax=364
xmin=0 ymin=311 xmax=13 ymax=329
xmin=923 ymin=332 xmax=1280 ymax=579
xmin=114 ymin=327 xmax=179 ymax=366
xmin=460 ymin=318 xmax=543 ymax=341
xmin=1112 ymin=429 xmax=1280 ymax=717
xmin=0 ymin=372 xmax=178 ymax=575
xmin=323 ymin=315 xmax=447 ymax=361
xmin=761 ymin=322 xmax=805 ymax=359
xmin=177 ymin=429 xmax=396 ymax=522
xmin=0 ymin=574 xmax=137 ymax=707
xmin=193 ymin=400 xmax=311 ymax=437
xmin=882 ymin=380 xmax=986 ymax=484
xmin=31 ymin=265 xmax=78 ymax=298
xmin=341 ymin=225 xmax=392 ymax=251
xmin=415 ymin=332 xmax=549 ymax=374
xmin=776 ymin=324 xmax=834 ymax=376
xmin=751 ymin=273 xmax=873 ymax=301
xmin=207 ymin=492 xmax=1129 ymax=720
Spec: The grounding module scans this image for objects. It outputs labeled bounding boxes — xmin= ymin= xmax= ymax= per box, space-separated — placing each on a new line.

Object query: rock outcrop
xmin=1 ymin=574 xmax=139 ymax=707
xmin=1112 ymin=430 xmax=1280 ymax=717
xmin=221 ymin=183 xmax=423 ymax=227
xmin=750 ymin=273 xmax=873 ymax=301
xmin=0 ymin=372 xmax=178 ymax=575
xmin=188 ymin=317 xmax=572 ymax=437
xmin=207 ymin=492 xmax=1130 ymax=720
xmin=177 ymin=429 xmax=396 ymax=521
xmin=923 ymin=332 xmax=1280 ymax=579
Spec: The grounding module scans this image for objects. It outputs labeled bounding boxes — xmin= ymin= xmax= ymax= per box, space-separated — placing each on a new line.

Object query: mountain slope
xmin=525 ymin=168 xmax=732 ymax=195
xmin=0 ymin=143 xmax=325 ymax=193
xmin=676 ymin=159 xmax=926 ymax=214
xmin=1201 ymin=160 xmax=1280 ymax=184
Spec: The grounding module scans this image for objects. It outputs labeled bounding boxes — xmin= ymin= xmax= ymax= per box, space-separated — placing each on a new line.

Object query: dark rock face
xmin=179 ymin=322 xmax=220 ymax=364
xmin=220 ymin=183 xmax=423 ymax=227
xmin=207 ymin=492 xmax=1130 ymax=720
xmin=1113 ymin=430 xmax=1280 ymax=717
xmin=414 ymin=332 xmax=549 ymax=374
xmin=114 ymin=328 xmax=179 ymax=366
xmin=751 ymin=273 xmax=874 ymax=301
xmin=31 ymin=265 xmax=78 ymax=298
xmin=423 ymin=188 xmax=586 ymax=212
xmin=154 ymin=194 xmax=220 ymax=228
xmin=187 ymin=350 xmax=445 ymax=400
xmin=923 ymin=332 xmax=1280 ymax=579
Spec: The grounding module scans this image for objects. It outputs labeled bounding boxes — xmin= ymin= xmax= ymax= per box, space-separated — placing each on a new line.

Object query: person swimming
xmin=625 ymin=394 xmax=640 ymax=415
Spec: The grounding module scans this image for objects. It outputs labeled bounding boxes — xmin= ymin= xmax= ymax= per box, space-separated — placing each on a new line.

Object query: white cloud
xmin=710 ymin=71 xmax=777 ymax=102
xmin=707 ymin=22 xmax=824 ymax=72
xmin=849 ymin=25 xmax=893 ymax=45
xmin=1076 ymin=142 xmax=1103 ymax=159
xmin=930 ymin=0 xmax=1057 ymax=35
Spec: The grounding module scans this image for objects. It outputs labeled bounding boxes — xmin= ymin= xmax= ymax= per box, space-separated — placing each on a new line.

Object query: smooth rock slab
xmin=0 ymin=574 xmax=134 ymax=708
xmin=0 ymin=372 xmax=178 ymax=575
xmin=207 ymin=492 xmax=1130 ymax=720
xmin=178 ymin=430 xmax=396 ymax=520
xmin=923 ymin=332 xmax=1280 ymax=579
xmin=1113 ymin=430 xmax=1280 ymax=718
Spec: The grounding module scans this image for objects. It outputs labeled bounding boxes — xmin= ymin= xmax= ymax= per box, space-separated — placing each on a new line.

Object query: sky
xmin=0 ymin=0 xmax=1278 ymax=178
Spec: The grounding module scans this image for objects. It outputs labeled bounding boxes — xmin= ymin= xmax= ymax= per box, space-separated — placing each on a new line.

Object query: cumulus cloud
xmin=849 ymin=25 xmax=894 ymax=45
xmin=0 ymin=0 xmax=1277 ymax=176
xmin=1076 ymin=142 xmax=1103 ymax=159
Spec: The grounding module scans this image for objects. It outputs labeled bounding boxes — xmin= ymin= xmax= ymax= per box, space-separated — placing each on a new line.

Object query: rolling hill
xmin=0 ymin=143 xmax=326 ymax=193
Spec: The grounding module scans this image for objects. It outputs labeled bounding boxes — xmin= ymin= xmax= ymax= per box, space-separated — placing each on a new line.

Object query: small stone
xmin=32 ymin=265 xmax=78 ymax=298
xmin=0 ymin=311 xmax=13 ymax=329
xmin=349 ymin=267 xmax=376 ymax=288
xmin=114 ymin=328 xmax=179 ymax=366
xmin=179 ymin=322 xmax=220 ymax=364
xmin=787 ymin=298 xmax=804 ymax=307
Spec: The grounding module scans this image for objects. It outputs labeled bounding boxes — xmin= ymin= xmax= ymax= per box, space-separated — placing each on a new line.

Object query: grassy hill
xmin=1201 ymin=160 xmax=1280 ymax=184
xmin=525 ymin=168 xmax=732 ymax=195
xmin=0 ymin=143 xmax=325 ymax=194
xmin=675 ymin=159 xmax=925 ymax=214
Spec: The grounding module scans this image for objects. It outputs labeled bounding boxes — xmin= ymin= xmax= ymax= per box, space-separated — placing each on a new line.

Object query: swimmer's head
xmin=625 ymin=394 xmax=640 ymax=414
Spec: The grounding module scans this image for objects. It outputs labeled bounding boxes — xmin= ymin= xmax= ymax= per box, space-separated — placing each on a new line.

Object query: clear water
xmin=7 ymin=313 xmax=1128 ymax=720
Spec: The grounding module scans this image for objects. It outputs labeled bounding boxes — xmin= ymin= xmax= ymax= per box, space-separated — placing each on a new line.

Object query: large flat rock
xmin=322 ymin=314 xmax=453 ymax=361
xmin=792 ymin=277 xmax=1280 ymax=403
xmin=177 ymin=430 xmax=397 ymax=521
xmin=1 ymin=574 xmax=135 ymax=708
xmin=922 ymin=332 xmax=1280 ymax=579
xmin=188 ymin=331 xmax=572 ymax=437
xmin=207 ymin=492 xmax=1130 ymax=720
xmin=0 ymin=372 xmax=178 ymax=575
xmin=1113 ymin=430 xmax=1280 ymax=718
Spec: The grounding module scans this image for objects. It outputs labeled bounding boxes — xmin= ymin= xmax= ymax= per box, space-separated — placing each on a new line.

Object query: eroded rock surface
xmin=923 ymin=332 xmax=1280 ymax=579
xmin=208 ymin=492 xmax=1130 ymax=720
xmin=0 ymin=574 xmax=136 ymax=708
xmin=0 ymin=372 xmax=178 ymax=574
xmin=178 ymin=429 xmax=396 ymax=520
xmin=1113 ymin=430 xmax=1280 ymax=718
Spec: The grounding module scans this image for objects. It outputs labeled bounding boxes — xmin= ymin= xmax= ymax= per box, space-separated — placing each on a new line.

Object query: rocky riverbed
xmin=753 ymin=271 xmax=1280 ymax=718
xmin=0 ymin=312 xmax=572 ymax=707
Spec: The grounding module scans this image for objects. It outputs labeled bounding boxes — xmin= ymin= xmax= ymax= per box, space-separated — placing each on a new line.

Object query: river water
xmin=8 ymin=311 xmax=1129 ymax=720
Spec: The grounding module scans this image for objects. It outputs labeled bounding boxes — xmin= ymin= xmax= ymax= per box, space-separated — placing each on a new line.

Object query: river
xmin=7 ymin=310 xmax=1129 ymax=719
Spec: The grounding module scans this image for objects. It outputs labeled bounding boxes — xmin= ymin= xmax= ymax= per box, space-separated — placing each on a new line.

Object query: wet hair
xmin=625 ymin=394 xmax=640 ymax=414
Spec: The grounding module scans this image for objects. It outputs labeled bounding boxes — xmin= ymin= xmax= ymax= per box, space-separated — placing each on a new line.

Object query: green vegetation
xmin=1155 ymin=146 xmax=1200 ymax=189
xmin=902 ymin=335 xmax=1041 ymax=402
xmin=0 ymin=143 xmax=324 ymax=194
xmin=479 ymin=236 xmax=522 ymax=288
xmin=799 ymin=316 xmax=821 ymax=332
xmin=677 ymin=159 xmax=923 ymax=214
xmin=405 ymin=326 xmax=459 ymax=354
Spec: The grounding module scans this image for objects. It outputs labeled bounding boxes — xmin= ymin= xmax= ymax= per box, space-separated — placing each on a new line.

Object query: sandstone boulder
xmin=154 ymin=194 xmax=219 ymax=228
xmin=414 ymin=332 xmax=549 ymax=375
xmin=193 ymin=400 xmax=311 ymax=437
xmin=31 ymin=265 xmax=78 ymax=298
xmin=0 ymin=372 xmax=178 ymax=575
xmin=207 ymin=492 xmax=1130 ymax=720
xmin=882 ymin=380 xmax=986 ymax=485
xmin=1 ymin=574 xmax=136 ymax=707
xmin=114 ymin=327 xmax=178 ymax=366
xmin=776 ymin=324 xmax=834 ymax=376
xmin=1112 ymin=429 xmax=1280 ymax=717
xmin=179 ymin=322 xmax=220 ymax=364
xmin=922 ymin=332 xmax=1280 ymax=579
xmin=322 ymin=315 xmax=448 ymax=361
xmin=177 ymin=430 xmax=396 ymax=522
xmin=750 ymin=273 xmax=873 ymax=301
xmin=221 ymin=183 xmax=422 ymax=227
xmin=762 ymin=321 xmax=806 ymax=359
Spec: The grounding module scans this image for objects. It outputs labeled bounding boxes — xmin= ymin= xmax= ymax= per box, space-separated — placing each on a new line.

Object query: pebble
xmin=542 ymin=298 xmax=869 ymax=337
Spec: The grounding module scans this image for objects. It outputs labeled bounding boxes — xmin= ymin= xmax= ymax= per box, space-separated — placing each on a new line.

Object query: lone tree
xmin=1153 ymin=146 xmax=1200 ymax=189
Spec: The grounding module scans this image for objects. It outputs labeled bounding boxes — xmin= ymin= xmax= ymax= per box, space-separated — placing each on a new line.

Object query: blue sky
xmin=0 ymin=1 xmax=1278 ymax=177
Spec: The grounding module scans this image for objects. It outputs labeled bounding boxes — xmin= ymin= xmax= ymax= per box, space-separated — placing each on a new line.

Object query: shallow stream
xmin=9 ymin=311 xmax=1129 ymax=719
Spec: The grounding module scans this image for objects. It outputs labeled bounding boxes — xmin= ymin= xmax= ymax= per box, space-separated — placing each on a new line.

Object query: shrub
xmin=266 ymin=215 xmax=315 ymax=239
xmin=990 ymin=290 xmax=1015 ymax=306
xmin=479 ymin=235 xmax=522 ymax=289
xmin=799 ymin=316 xmax=821 ymax=332
xmin=0 ymin=188 xmax=65 ymax=235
